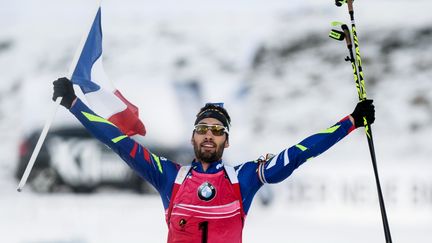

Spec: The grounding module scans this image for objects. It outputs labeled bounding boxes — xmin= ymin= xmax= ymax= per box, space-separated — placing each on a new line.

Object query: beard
xmin=192 ymin=140 xmax=225 ymax=163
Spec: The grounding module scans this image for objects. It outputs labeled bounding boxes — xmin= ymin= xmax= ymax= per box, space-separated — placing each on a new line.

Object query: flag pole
xmin=17 ymin=98 xmax=61 ymax=191
xmin=17 ymin=1 xmax=102 ymax=192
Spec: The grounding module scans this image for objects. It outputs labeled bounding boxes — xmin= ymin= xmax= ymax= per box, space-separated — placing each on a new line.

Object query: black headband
xmin=194 ymin=108 xmax=230 ymax=130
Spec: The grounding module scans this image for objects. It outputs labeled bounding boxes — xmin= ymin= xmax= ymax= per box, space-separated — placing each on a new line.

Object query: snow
xmin=3 ymin=161 xmax=432 ymax=243
xmin=1 ymin=0 xmax=431 ymax=242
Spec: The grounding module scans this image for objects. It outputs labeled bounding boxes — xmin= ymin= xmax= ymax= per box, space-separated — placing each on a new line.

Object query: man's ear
xmin=224 ymin=138 xmax=230 ymax=148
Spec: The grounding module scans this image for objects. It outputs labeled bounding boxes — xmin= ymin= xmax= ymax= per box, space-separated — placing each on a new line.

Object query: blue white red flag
xmin=71 ymin=7 xmax=146 ymax=137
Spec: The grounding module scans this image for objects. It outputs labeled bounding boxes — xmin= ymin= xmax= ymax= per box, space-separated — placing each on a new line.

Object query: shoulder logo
xmin=255 ymin=153 xmax=275 ymax=163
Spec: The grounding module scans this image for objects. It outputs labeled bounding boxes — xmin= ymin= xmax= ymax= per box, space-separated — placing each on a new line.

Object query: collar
xmin=191 ymin=160 xmax=224 ymax=174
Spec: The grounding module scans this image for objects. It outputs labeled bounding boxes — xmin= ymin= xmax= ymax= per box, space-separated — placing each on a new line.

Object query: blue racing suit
xmin=69 ymin=98 xmax=356 ymax=214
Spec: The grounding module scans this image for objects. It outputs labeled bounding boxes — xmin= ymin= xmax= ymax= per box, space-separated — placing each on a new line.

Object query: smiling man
xmin=53 ymin=77 xmax=375 ymax=243
xmin=192 ymin=105 xmax=231 ymax=171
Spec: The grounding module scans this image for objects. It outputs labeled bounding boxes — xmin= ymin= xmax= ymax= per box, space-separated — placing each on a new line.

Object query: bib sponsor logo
xmin=197 ymin=182 xmax=216 ymax=201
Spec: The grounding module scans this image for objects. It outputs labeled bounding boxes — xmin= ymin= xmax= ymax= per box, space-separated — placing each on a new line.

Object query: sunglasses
xmin=194 ymin=124 xmax=229 ymax=136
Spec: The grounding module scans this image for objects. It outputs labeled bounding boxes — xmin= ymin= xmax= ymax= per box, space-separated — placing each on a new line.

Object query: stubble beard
xmin=193 ymin=140 xmax=225 ymax=163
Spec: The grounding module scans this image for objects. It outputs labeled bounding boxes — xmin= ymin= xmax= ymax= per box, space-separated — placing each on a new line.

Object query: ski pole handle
xmin=341 ymin=25 xmax=352 ymax=47
xmin=16 ymin=97 xmax=62 ymax=192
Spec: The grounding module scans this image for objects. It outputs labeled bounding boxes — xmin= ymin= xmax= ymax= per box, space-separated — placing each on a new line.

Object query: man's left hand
xmin=350 ymin=99 xmax=375 ymax=128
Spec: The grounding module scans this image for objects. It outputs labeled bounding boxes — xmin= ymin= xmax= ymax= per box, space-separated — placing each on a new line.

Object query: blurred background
xmin=1 ymin=0 xmax=431 ymax=242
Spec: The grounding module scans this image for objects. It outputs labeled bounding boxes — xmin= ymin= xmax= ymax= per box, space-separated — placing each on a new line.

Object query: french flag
xmin=71 ymin=7 xmax=146 ymax=137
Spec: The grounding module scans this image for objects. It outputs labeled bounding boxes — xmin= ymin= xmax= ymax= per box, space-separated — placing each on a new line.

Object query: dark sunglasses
xmin=194 ymin=124 xmax=229 ymax=136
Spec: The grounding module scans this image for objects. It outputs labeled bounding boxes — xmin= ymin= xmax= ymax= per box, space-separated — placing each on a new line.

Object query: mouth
xmin=201 ymin=141 xmax=216 ymax=149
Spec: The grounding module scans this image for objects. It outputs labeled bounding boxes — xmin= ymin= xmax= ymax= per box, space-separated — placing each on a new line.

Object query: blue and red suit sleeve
xmin=235 ymin=116 xmax=355 ymax=214
xmin=257 ymin=115 xmax=356 ymax=184
xmin=69 ymin=98 xmax=179 ymax=209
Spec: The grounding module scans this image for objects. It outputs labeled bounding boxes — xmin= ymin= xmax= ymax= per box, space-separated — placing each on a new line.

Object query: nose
xmin=204 ymin=129 xmax=214 ymax=138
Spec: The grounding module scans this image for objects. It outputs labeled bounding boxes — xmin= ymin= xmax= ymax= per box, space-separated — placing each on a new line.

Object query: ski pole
xmin=329 ymin=19 xmax=393 ymax=243
xmin=335 ymin=0 xmax=367 ymax=100
xmin=329 ymin=22 xmax=363 ymax=100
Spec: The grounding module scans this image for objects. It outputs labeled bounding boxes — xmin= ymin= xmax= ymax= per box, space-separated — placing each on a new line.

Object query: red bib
xmin=166 ymin=166 xmax=245 ymax=243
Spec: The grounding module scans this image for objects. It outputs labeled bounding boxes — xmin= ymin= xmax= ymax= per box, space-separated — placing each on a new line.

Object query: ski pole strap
xmin=329 ymin=29 xmax=345 ymax=41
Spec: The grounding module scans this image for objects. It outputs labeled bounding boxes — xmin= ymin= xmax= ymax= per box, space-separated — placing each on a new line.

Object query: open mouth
xmin=201 ymin=142 xmax=216 ymax=149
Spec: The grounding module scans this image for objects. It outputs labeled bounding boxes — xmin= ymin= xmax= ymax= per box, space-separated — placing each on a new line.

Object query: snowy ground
xmin=1 ymin=0 xmax=431 ymax=242
xmin=2 ymin=157 xmax=431 ymax=243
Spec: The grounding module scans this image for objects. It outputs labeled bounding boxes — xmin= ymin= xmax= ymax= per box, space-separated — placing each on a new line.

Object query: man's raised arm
xmin=256 ymin=100 xmax=375 ymax=184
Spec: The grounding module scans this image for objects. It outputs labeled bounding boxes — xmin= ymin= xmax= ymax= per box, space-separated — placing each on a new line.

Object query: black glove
xmin=52 ymin=77 xmax=76 ymax=109
xmin=351 ymin=99 xmax=375 ymax=128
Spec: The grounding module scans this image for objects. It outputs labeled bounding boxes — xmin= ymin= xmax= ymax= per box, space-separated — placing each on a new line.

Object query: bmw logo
xmin=198 ymin=182 xmax=216 ymax=201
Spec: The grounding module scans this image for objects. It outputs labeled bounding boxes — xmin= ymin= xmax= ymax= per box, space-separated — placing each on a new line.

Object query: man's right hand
xmin=52 ymin=77 xmax=77 ymax=109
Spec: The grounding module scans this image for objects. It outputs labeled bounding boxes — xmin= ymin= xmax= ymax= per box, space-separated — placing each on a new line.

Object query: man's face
xmin=191 ymin=118 xmax=229 ymax=163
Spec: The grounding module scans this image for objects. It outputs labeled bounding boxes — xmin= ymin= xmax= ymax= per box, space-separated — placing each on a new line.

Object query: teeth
xmin=202 ymin=143 xmax=215 ymax=148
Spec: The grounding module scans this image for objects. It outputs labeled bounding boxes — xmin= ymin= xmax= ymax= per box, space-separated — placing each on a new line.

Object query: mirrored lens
xmin=210 ymin=126 xmax=225 ymax=136
xmin=194 ymin=124 xmax=226 ymax=136
xmin=195 ymin=125 xmax=209 ymax=135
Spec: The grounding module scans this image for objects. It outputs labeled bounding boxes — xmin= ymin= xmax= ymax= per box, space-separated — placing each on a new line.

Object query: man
xmin=53 ymin=77 xmax=375 ymax=243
